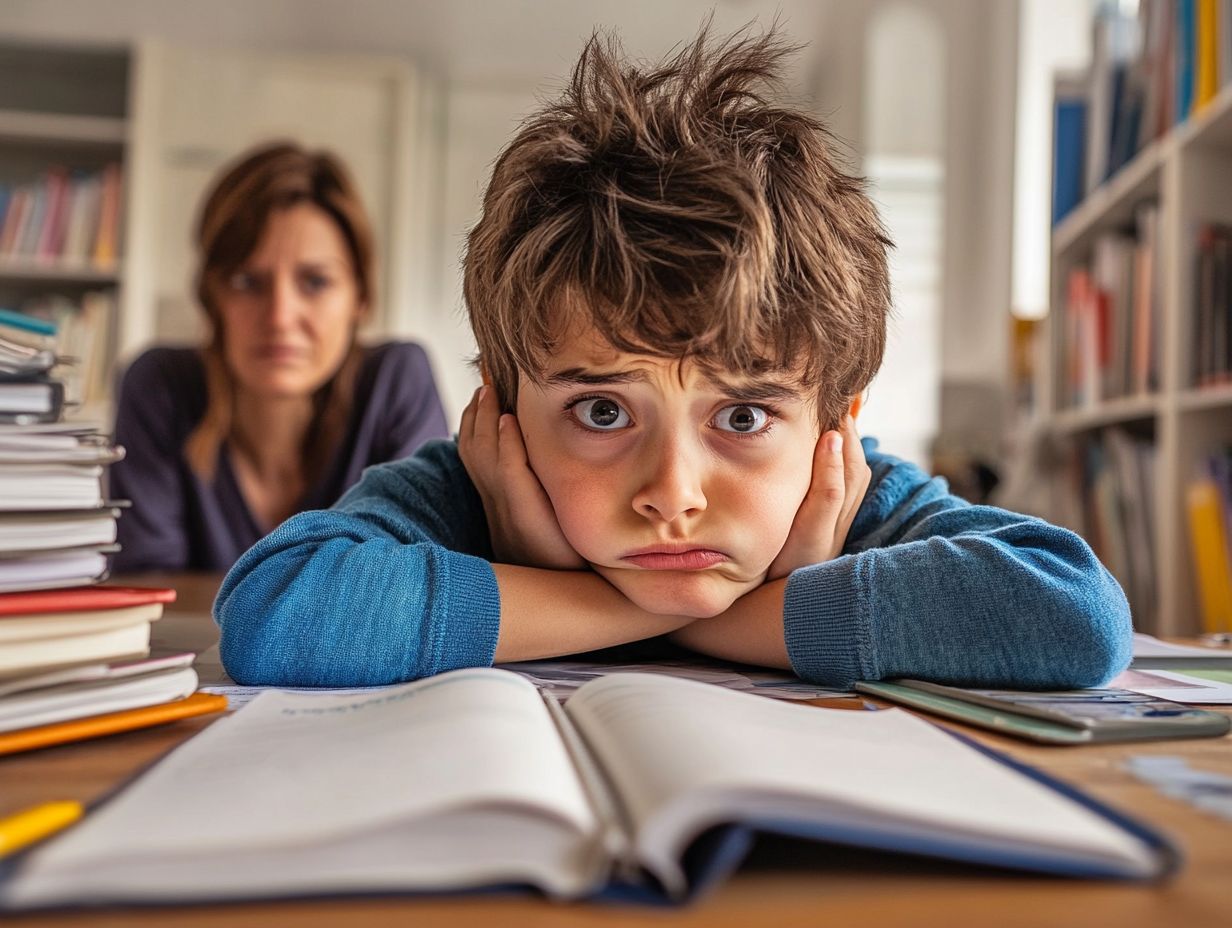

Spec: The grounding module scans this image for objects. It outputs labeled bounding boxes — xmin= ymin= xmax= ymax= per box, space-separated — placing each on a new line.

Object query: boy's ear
xmin=848 ymin=394 xmax=864 ymax=420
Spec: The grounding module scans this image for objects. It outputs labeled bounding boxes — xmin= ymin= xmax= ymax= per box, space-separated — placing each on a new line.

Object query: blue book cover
xmin=0 ymin=308 xmax=57 ymax=337
xmin=1053 ymin=86 xmax=1087 ymax=226
xmin=1176 ymin=0 xmax=1196 ymax=123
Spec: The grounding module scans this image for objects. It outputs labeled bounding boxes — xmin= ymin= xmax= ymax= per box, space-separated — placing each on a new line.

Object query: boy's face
xmin=516 ymin=325 xmax=821 ymax=618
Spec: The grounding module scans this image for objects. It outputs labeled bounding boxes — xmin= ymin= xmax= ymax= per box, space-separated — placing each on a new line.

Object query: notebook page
xmin=565 ymin=674 xmax=1157 ymax=879
xmin=13 ymin=669 xmax=597 ymax=873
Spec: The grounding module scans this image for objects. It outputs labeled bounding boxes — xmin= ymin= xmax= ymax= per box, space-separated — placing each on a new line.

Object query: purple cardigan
xmin=110 ymin=342 xmax=450 ymax=572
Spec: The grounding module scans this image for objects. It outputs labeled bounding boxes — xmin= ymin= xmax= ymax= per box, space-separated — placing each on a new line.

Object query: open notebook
xmin=0 ymin=670 xmax=1176 ymax=909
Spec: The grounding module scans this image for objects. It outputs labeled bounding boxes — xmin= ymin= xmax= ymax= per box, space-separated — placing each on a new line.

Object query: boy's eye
xmin=571 ymin=397 xmax=631 ymax=431
xmin=714 ymin=404 xmax=770 ymax=433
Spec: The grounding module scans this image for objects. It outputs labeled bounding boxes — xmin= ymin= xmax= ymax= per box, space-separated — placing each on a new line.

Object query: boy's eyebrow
xmin=545 ymin=368 xmax=648 ymax=387
xmin=705 ymin=377 xmax=804 ymax=403
xmin=545 ymin=368 xmax=805 ymax=402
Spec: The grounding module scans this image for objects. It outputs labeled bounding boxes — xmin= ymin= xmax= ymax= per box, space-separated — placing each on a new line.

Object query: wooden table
xmin=2 ymin=573 xmax=1230 ymax=927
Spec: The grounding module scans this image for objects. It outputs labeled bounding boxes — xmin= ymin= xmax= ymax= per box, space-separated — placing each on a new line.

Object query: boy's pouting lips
xmin=516 ymin=325 xmax=821 ymax=619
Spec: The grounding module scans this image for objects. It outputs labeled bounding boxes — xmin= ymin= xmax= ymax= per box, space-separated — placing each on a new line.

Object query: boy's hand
xmin=458 ymin=386 xmax=587 ymax=570
xmin=766 ymin=416 xmax=871 ymax=580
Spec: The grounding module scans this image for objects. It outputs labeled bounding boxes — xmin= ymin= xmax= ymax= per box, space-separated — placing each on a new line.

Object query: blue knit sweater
xmin=215 ymin=438 xmax=1132 ymax=689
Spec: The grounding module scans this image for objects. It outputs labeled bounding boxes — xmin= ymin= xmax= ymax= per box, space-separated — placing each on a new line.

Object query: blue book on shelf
xmin=0 ymin=308 xmax=57 ymax=337
xmin=1176 ymin=0 xmax=1196 ymax=123
xmin=1053 ymin=91 xmax=1087 ymax=226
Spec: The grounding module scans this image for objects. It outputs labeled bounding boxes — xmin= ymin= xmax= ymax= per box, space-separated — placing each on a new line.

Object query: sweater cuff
xmin=783 ymin=557 xmax=876 ymax=688
xmin=429 ymin=550 xmax=502 ymax=673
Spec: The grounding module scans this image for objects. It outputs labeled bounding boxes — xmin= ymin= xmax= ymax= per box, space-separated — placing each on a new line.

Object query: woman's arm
xmin=110 ymin=350 xmax=193 ymax=572
xmin=372 ymin=342 xmax=451 ymax=461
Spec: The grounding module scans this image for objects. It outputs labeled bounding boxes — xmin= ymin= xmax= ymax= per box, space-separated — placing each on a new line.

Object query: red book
xmin=0 ymin=586 xmax=176 ymax=617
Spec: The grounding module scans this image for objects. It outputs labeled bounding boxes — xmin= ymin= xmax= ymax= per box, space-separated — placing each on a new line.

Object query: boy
xmin=216 ymin=29 xmax=1130 ymax=689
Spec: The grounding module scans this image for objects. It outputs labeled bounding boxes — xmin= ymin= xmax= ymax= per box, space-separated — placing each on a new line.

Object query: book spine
xmin=1196 ymin=0 xmax=1220 ymax=108
xmin=91 ymin=163 xmax=122 ymax=269
xmin=1052 ymin=78 xmax=1087 ymax=226
xmin=1221 ymin=0 xmax=1232 ymax=87
xmin=1177 ymin=0 xmax=1197 ymax=121
xmin=1187 ymin=471 xmax=1232 ymax=633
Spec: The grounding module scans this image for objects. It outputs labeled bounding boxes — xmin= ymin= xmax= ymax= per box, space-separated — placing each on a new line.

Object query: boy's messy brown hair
xmin=463 ymin=25 xmax=892 ymax=430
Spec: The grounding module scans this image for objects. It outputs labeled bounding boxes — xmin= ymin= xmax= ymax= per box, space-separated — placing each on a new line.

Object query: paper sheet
xmin=1110 ymin=668 xmax=1232 ymax=704
xmin=197 ymin=656 xmax=848 ymax=710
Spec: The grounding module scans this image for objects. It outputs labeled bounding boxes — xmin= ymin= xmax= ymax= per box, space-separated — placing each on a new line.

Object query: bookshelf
xmin=0 ymin=38 xmax=422 ymax=426
xmin=0 ymin=42 xmax=128 ymax=421
xmin=1045 ymin=73 xmax=1232 ymax=638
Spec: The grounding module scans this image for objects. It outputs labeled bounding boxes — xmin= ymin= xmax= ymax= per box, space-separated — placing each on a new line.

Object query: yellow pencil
xmin=0 ymin=801 xmax=83 ymax=857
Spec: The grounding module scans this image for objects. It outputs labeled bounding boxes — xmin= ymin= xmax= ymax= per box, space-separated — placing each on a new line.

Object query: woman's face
xmin=215 ymin=203 xmax=365 ymax=400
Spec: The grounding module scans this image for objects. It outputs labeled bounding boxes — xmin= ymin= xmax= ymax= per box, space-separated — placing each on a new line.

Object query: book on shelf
xmin=1186 ymin=449 xmax=1232 ymax=633
xmin=1057 ymin=0 xmax=1231 ymax=213
xmin=1223 ymin=0 xmax=1232 ymax=91
xmin=1059 ymin=204 xmax=1161 ymax=409
xmin=0 ymin=163 xmax=122 ymax=270
xmin=1052 ymin=71 xmax=1087 ymax=226
xmin=1061 ymin=429 xmax=1159 ymax=627
xmin=0 ymin=669 xmax=1177 ymax=911
xmin=1192 ymin=222 xmax=1231 ymax=388
xmin=17 ymin=289 xmax=116 ymax=408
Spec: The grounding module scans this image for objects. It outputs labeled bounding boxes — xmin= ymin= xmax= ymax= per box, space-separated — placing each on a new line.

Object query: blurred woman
xmin=111 ymin=142 xmax=449 ymax=571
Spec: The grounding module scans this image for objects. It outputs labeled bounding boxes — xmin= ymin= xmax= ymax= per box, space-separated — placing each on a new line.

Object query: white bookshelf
xmin=1 ymin=38 xmax=422 ymax=425
xmin=0 ymin=42 xmax=128 ymax=421
xmin=1045 ymin=82 xmax=1232 ymax=637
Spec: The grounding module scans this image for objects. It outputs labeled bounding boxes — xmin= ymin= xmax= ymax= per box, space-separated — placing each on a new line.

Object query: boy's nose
xmin=631 ymin=436 xmax=708 ymax=523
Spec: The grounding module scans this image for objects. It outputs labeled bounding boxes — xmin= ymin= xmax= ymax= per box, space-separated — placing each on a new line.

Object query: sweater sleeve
xmin=214 ymin=440 xmax=501 ymax=686
xmin=110 ymin=350 xmax=192 ymax=572
xmin=782 ymin=441 xmax=1132 ymax=690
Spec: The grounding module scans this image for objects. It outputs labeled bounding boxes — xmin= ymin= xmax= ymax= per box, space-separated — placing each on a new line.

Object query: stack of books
xmin=0 ymin=586 xmax=225 ymax=756
xmin=0 ymin=306 xmax=226 ymax=752
xmin=0 ymin=308 xmax=64 ymax=425
xmin=0 ymin=423 xmax=124 ymax=592
xmin=0 ymin=307 xmax=125 ymax=591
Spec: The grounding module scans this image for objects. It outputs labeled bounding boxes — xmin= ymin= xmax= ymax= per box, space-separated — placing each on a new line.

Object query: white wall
xmin=812 ymin=0 xmax=1020 ymax=463
xmin=0 ymin=0 xmax=1024 ymax=433
xmin=1011 ymin=0 xmax=1092 ymax=321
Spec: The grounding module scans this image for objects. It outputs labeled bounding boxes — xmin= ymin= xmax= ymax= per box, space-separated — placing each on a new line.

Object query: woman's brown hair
xmin=184 ymin=141 xmax=375 ymax=482
xmin=463 ymin=26 xmax=893 ymax=431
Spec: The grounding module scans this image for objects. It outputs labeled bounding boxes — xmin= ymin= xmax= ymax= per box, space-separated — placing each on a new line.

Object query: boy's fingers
xmin=840 ymin=416 xmax=870 ymax=520
xmin=813 ymin=430 xmax=846 ymax=511
xmin=470 ymin=385 xmax=501 ymax=454
xmin=496 ymin=414 xmax=544 ymax=499
xmin=459 ymin=386 xmax=481 ymax=443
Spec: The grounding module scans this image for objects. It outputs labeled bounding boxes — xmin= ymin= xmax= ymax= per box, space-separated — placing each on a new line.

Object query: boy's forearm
xmin=667 ymin=579 xmax=792 ymax=670
xmin=492 ymin=565 xmax=694 ymax=662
